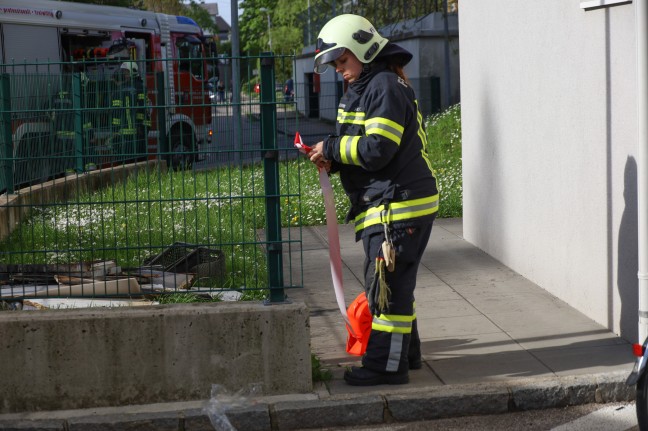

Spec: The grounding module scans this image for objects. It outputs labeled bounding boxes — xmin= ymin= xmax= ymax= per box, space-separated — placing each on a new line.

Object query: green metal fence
xmin=0 ymin=54 xmax=311 ymax=305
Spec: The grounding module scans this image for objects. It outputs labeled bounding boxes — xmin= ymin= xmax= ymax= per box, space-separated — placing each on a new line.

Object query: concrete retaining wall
xmin=0 ymin=301 xmax=312 ymax=414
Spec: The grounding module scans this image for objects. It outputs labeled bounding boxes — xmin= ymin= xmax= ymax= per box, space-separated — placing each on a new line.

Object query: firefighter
xmin=309 ymin=14 xmax=439 ymax=386
xmin=110 ymin=61 xmax=149 ymax=160
xmin=49 ymin=72 xmax=93 ymax=175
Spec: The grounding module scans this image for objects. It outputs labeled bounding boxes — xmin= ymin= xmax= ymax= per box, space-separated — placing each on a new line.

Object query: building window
xmin=580 ymin=0 xmax=632 ymax=10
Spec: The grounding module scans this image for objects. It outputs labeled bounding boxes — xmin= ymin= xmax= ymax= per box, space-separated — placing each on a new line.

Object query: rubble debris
xmin=0 ymin=243 xmax=228 ymax=306
xmin=0 ymin=300 xmax=21 ymax=311
xmin=9 ymin=273 xmax=57 ymax=285
xmin=4 ymin=260 xmax=121 ymax=287
xmin=143 ymin=242 xmax=225 ymax=278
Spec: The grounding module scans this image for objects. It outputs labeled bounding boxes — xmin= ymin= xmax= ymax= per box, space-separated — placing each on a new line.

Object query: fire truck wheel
xmin=169 ymin=130 xmax=195 ymax=171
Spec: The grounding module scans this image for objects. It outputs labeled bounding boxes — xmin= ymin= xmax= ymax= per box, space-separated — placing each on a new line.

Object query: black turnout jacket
xmin=323 ymin=59 xmax=439 ymax=240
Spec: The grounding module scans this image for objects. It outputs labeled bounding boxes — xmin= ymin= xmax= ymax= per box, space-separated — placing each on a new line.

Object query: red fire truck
xmin=0 ymin=0 xmax=216 ymax=188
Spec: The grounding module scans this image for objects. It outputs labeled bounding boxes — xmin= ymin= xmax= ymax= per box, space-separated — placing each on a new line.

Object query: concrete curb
xmin=0 ymin=372 xmax=635 ymax=431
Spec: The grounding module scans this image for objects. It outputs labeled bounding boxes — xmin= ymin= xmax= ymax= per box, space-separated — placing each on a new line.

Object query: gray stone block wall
xmin=0 ymin=301 xmax=311 ymax=414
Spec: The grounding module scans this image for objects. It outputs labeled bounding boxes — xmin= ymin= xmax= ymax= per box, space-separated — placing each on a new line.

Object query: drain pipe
xmin=637 ymin=0 xmax=648 ymax=342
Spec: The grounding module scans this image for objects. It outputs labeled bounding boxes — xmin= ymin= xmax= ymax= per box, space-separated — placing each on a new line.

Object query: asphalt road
xmin=197 ymin=102 xmax=327 ymax=170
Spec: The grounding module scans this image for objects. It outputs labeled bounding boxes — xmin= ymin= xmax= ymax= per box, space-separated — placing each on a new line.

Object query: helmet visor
xmin=314 ymin=47 xmax=346 ymax=74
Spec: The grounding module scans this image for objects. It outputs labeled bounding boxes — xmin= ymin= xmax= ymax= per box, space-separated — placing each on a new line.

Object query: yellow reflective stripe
xmin=365 ymin=117 xmax=404 ymax=145
xmin=339 ymin=135 xmax=361 ymax=166
xmin=415 ymin=101 xmax=435 ymax=175
xmin=117 ymin=128 xmax=136 ymax=135
xmin=337 ymin=109 xmax=365 ymax=125
xmin=378 ymin=313 xmax=415 ymax=322
xmin=371 ymin=323 xmax=411 ymax=334
xmin=415 ymin=102 xmax=426 ymax=146
xmin=112 ymin=118 xmax=121 ymax=126
xmin=371 ymin=313 xmax=414 ymax=334
xmin=354 ymin=194 xmax=439 ymax=232
xmin=138 ymin=93 xmax=146 ymax=100
xmin=112 ymin=100 xmax=122 ymax=107
xmin=56 ymin=131 xmax=75 ymax=137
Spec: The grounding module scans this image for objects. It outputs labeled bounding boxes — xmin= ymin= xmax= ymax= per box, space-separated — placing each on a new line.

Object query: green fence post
xmin=72 ymin=73 xmax=84 ymax=173
xmin=0 ymin=73 xmax=13 ymax=194
xmin=156 ymin=71 xmax=168 ymax=165
xmin=260 ymin=52 xmax=285 ymax=303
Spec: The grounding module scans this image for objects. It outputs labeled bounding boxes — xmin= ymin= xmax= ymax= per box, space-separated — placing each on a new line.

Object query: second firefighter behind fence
xmin=110 ymin=61 xmax=150 ymax=161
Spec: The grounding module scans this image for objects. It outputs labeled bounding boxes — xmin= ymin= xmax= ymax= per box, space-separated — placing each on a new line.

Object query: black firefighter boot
xmin=343 ymin=366 xmax=409 ymax=386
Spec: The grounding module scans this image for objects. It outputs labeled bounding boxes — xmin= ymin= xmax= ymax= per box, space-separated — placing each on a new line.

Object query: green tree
xmin=239 ymin=0 xmax=277 ymax=54
xmin=239 ymin=0 xmax=308 ymax=82
xmin=239 ymin=0 xmax=311 ymax=53
xmin=273 ymin=0 xmax=308 ymax=52
xmin=301 ymin=0 xmax=458 ymax=45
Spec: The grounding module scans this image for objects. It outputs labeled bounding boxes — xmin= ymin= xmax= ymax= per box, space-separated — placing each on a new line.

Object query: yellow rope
xmin=376 ymin=258 xmax=391 ymax=313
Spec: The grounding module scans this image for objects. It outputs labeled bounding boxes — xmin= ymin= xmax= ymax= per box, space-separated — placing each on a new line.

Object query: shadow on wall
xmin=618 ymin=156 xmax=638 ymax=342
xmin=470 ymin=92 xmax=504 ymax=248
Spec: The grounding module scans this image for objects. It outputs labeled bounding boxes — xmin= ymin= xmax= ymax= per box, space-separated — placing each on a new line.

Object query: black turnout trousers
xmin=361 ymin=221 xmax=433 ymax=373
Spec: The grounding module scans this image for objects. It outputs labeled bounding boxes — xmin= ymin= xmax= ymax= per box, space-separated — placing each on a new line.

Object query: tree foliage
xmin=239 ymin=0 xmax=277 ymax=54
xmin=343 ymin=0 xmax=457 ymax=28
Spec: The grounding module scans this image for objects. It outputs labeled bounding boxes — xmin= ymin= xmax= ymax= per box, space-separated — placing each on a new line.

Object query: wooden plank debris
xmin=21 ymin=277 xmax=141 ymax=297
xmin=0 ymin=246 xmax=227 ymax=302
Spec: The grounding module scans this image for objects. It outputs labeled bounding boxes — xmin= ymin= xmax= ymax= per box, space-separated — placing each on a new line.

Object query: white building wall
xmin=460 ymin=1 xmax=638 ymax=340
xmin=315 ymin=68 xmax=340 ymax=123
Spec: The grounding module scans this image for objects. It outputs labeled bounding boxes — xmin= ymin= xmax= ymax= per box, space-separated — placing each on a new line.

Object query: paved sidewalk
xmin=0 ymin=218 xmax=637 ymax=431
xmin=291 ymin=218 xmax=635 ymax=395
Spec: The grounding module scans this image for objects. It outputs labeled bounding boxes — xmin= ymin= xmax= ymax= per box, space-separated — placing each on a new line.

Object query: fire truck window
xmin=176 ymin=36 xmax=204 ymax=78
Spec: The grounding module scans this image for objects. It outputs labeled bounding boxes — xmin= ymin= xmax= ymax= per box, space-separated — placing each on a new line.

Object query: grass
xmin=0 ymin=166 xmax=276 ymax=298
xmin=425 ymin=103 xmax=463 ymax=218
xmin=156 ymin=292 xmax=221 ymax=304
xmin=311 ymin=353 xmax=333 ymax=383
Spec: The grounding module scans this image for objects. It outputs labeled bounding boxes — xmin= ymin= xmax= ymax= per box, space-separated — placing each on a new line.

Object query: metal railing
xmin=0 ymin=54 xmax=308 ymax=305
